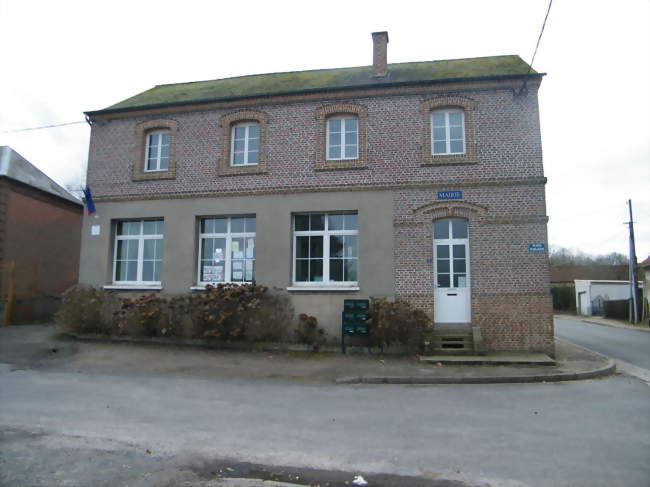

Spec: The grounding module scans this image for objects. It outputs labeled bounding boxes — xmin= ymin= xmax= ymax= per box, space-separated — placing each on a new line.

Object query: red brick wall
xmin=85 ymin=78 xmax=553 ymax=353
xmin=2 ymin=179 xmax=82 ymax=322
xmin=87 ymin=81 xmax=543 ymax=200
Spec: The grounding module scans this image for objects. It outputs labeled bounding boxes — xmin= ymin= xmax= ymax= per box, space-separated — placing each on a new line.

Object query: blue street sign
xmin=437 ymin=190 xmax=463 ymax=200
xmin=528 ymin=243 xmax=546 ymax=252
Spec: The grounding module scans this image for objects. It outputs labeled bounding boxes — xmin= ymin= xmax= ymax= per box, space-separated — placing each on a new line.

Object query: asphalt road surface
xmin=555 ymin=316 xmax=650 ymax=370
xmin=1 ymin=361 xmax=649 ymax=487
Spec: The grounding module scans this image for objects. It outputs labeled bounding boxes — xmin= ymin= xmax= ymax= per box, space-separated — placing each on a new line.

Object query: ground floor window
xmin=293 ymin=212 xmax=358 ymax=284
xmin=113 ymin=219 xmax=164 ymax=284
xmin=198 ymin=216 xmax=256 ymax=284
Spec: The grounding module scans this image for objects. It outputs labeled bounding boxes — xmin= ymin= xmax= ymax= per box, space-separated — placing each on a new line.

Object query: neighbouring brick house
xmin=0 ymin=146 xmax=83 ymax=323
xmin=81 ymin=32 xmax=553 ymax=354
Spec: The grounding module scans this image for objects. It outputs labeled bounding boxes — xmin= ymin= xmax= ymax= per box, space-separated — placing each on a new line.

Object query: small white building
xmin=575 ymin=280 xmax=642 ymax=316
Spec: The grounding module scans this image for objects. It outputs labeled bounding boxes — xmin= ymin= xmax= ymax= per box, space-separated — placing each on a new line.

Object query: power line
xmin=515 ymin=0 xmax=553 ymax=96
xmin=0 ymin=120 xmax=87 ymax=134
xmin=529 ymin=0 xmax=553 ymax=73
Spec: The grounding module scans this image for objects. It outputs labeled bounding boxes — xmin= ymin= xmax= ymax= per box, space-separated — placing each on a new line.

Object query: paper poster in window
xmin=245 ymin=260 xmax=254 ymax=281
xmin=232 ymin=271 xmax=243 ymax=280
xmin=215 ymin=266 xmax=224 ymax=282
xmin=232 ymin=241 xmax=244 ymax=259
xmin=246 ymin=238 xmax=255 ymax=258
xmin=232 ymin=261 xmax=243 ymax=271
xmin=213 ymin=248 xmax=224 ymax=263
xmin=203 ymin=265 xmax=218 ymax=282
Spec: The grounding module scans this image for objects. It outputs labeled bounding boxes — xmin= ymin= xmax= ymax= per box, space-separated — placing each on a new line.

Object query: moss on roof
xmin=93 ymin=55 xmax=537 ymax=114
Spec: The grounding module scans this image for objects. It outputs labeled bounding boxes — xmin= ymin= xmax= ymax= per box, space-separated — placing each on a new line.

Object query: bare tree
xmin=549 ymin=246 xmax=628 ymax=266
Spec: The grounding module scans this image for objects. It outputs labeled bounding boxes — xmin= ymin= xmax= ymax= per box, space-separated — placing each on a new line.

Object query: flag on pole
xmin=82 ymin=187 xmax=96 ymax=215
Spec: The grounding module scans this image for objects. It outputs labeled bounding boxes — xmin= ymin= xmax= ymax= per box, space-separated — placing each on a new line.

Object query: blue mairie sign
xmin=528 ymin=243 xmax=546 ymax=253
xmin=437 ymin=190 xmax=463 ymax=200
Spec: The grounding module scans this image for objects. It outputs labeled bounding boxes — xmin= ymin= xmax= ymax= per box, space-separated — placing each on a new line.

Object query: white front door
xmin=433 ymin=218 xmax=471 ymax=323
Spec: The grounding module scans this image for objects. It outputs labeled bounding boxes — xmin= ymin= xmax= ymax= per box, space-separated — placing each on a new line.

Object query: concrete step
xmin=430 ymin=333 xmax=474 ymax=354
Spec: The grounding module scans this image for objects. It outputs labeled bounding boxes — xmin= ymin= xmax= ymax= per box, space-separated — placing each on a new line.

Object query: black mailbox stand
xmin=341 ymin=299 xmax=371 ymax=354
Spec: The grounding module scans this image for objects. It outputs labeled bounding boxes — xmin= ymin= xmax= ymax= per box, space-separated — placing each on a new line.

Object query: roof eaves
xmin=85 ymin=72 xmax=545 ymax=118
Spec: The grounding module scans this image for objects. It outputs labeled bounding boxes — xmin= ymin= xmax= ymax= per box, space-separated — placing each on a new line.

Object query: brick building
xmin=0 ymin=146 xmax=83 ymax=323
xmin=81 ymin=32 xmax=553 ymax=354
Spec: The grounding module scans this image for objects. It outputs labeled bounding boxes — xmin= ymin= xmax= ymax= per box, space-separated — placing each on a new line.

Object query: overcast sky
xmin=1 ymin=0 xmax=648 ymax=260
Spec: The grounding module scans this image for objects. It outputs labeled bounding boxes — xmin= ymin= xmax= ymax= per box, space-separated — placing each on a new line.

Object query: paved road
xmin=1 ymin=363 xmax=649 ymax=487
xmin=555 ymin=316 xmax=650 ymax=370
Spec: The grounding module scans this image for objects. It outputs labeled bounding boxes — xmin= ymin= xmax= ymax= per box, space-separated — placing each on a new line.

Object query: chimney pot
xmin=371 ymin=31 xmax=389 ymax=78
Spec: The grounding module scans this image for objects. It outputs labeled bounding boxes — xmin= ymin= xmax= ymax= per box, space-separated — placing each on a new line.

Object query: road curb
xmin=580 ymin=319 xmax=650 ymax=333
xmin=335 ymin=360 xmax=616 ymax=384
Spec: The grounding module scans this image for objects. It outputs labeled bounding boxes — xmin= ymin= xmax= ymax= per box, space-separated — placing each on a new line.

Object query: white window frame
xmin=292 ymin=212 xmax=358 ymax=287
xmin=433 ymin=218 xmax=470 ymax=289
xmin=113 ymin=220 xmax=164 ymax=285
xmin=197 ymin=216 xmax=256 ymax=286
xmin=144 ymin=130 xmax=170 ymax=172
xmin=430 ymin=109 xmax=466 ymax=155
xmin=230 ymin=123 xmax=260 ymax=166
xmin=326 ymin=117 xmax=358 ymax=161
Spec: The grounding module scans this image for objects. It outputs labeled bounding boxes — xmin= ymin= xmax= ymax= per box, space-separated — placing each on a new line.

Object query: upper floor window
xmin=420 ymin=97 xmax=475 ymax=165
xmin=219 ymin=111 xmax=268 ymax=176
xmin=431 ymin=109 xmax=465 ymax=155
xmin=231 ymin=123 xmax=260 ymax=166
xmin=145 ymin=130 xmax=171 ymax=171
xmin=315 ymin=104 xmax=367 ymax=171
xmin=114 ymin=219 xmax=164 ymax=284
xmin=133 ymin=119 xmax=177 ymax=181
xmin=198 ymin=216 xmax=256 ymax=284
xmin=327 ymin=117 xmax=358 ymax=160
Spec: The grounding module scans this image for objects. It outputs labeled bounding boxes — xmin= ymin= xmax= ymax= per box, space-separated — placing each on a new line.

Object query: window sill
xmin=190 ymin=283 xmax=254 ymax=291
xmin=104 ymin=284 xmax=163 ymax=291
xmin=132 ymin=169 xmax=176 ymax=181
xmin=287 ymin=285 xmax=360 ymax=292
xmin=314 ymin=159 xmax=367 ymax=171
xmin=420 ymin=156 xmax=476 ymax=166
xmin=218 ymin=163 xmax=268 ymax=177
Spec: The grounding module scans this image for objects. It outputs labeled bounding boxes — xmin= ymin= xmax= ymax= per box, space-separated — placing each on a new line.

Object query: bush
xmin=55 ymin=285 xmax=118 ymax=334
xmin=114 ymin=294 xmax=170 ymax=338
xmin=603 ymin=299 xmax=629 ymax=320
xmin=171 ymin=283 xmax=291 ymax=341
xmin=369 ymin=298 xmax=431 ymax=353
xmin=551 ymin=284 xmax=576 ymax=312
xmin=294 ymin=313 xmax=327 ymax=351
xmin=56 ymin=283 xmax=293 ymax=343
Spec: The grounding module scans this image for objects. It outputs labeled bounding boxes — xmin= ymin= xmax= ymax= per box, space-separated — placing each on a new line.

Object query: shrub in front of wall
xmin=55 ymin=285 xmax=117 ymax=335
xmin=294 ymin=313 xmax=327 ymax=351
xmin=58 ymin=283 xmax=295 ymax=343
xmin=244 ymin=287 xmax=294 ymax=342
xmin=369 ymin=297 xmax=431 ymax=353
xmin=114 ymin=294 xmax=171 ymax=338
xmin=551 ymin=284 xmax=576 ymax=312
xmin=169 ymin=283 xmax=292 ymax=342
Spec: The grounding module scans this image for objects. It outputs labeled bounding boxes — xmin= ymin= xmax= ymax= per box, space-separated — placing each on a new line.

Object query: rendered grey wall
xmin=79 ymin=190 xmax=394 ymax=337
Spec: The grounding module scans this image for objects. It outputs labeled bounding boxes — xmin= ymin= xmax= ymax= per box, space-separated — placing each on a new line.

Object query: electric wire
xmin=528 ymin=0 xmax=553 ymax=74
xmin=516 ymin=0 xmax=553 ymax=95
xmin=0 ymin=120 xmax=86 ymax=134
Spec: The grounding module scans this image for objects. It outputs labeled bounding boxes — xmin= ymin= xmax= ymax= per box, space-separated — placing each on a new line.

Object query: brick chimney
xmin=371 ymin=31 xmax=389 ymax=77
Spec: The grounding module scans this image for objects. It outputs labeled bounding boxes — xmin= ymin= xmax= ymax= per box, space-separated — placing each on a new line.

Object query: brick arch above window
xmin=420 ymin=96 xmax=477 ymax=166
xmin=315 ymin=103 xmax=368 ymax=171
xmin=415 ymin=200 xmax=488 ymax=220
xmin=133 ymin=119 xmax=178 ymax=181
xmin=219 ymin=110 xmax=269 ymax=176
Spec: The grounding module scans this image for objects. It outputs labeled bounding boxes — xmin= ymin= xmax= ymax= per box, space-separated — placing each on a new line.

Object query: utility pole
xmin=627 ymin=199 xmax=639 ymax=323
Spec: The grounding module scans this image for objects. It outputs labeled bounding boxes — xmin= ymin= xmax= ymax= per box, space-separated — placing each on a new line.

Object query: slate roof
xmin=0 ymin=146 xmax=82 ymax=205
xmin=86 ymin=55 xmax=539 ymax=115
